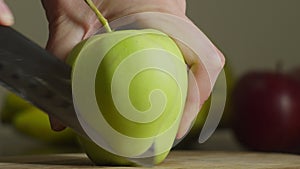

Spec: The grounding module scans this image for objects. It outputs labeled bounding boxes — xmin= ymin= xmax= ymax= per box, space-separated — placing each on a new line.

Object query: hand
xmin=0 ymin=0 xmax=14 ymax=26
xmin=41 ymin=0 xmax=225 ymax=139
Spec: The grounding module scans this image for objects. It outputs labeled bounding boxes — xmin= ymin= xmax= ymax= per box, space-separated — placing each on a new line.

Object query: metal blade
xmin=0 ymin=26 xmax=87 ymax=137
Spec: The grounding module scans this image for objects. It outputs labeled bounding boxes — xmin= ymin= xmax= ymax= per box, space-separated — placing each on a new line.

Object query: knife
xmin=0 ymin=25 xmax=87 ymax=137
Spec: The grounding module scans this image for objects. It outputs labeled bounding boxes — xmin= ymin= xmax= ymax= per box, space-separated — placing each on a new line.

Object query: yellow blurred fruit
xmin=0 ymin=93 xmax=32 ymax=123
xmin=12 ymin=107 xmax=77 ymax=145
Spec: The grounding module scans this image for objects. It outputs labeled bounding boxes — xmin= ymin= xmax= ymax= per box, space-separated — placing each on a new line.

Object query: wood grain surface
xmin=0 ymin=151 xmax=300 ymax=169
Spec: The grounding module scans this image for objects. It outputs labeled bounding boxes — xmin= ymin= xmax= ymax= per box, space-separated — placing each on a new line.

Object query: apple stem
xmin=84 ymin=0 xmax=112 ymax=33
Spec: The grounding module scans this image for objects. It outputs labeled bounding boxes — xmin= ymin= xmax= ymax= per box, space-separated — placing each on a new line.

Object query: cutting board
xmin=0 ymin=151 xmax=300 ymax=169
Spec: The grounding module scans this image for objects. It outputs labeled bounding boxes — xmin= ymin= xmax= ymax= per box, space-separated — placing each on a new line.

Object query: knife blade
xmin=0 ymin=25 xmax=87 ymax=137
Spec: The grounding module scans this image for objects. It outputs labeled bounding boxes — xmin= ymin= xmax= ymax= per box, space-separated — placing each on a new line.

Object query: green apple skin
xmin=78 ymin=136 xmax=169 ymax=166
xmin=67 ymin=29 xmax=187 ymax=165
xmin=0 ymin=93 xmax=32 ymax=123
xmin=12 ymin=107 xmax=77 ymax=145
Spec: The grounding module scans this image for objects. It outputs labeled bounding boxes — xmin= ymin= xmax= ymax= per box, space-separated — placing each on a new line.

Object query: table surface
xmin=1 ymin=116 xmax=299 ymax=169
xmin=0 ymin=151 xmax=300 ymax=169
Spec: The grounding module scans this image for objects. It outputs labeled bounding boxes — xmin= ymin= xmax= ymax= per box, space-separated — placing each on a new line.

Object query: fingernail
xmin=50 ymin=123 xmax=66 ymax=131
xmin=49 ymin=116 xmax=66 ymax=131
xmin=0 ymin=13 xmax=14 ymax=26
xmin=176 ymin=124 xmax=190 ymax=139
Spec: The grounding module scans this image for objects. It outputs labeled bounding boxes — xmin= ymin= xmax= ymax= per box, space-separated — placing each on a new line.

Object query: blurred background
xmin=0 ymin=0 xmax=299 ymax=157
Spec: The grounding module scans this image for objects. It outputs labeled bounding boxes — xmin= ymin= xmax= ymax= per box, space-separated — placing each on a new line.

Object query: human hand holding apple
xmin=66 ymin=0 xmax=188 ymax=165
xmin=40 ymin=0 xmax=225 ymax=165
xmin=232 ymin=69 xmax=300 ymax=153
xmin=42 ymin=0 xmax=224 ymax=140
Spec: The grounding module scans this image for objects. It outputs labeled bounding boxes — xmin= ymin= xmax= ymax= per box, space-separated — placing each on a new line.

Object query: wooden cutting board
xmin=0 ymin=151 xmax=300 ymax=169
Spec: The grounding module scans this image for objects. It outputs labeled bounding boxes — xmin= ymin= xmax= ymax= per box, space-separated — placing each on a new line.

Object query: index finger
xmin=0 ymin=0 xmax=14 ymax=26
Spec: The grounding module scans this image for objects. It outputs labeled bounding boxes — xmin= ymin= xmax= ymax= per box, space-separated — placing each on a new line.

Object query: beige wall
xmin=4 ymin=0 xmax=300 ymax=77
xmin=187 ymin=0 xmax=300 ymax=76
xmin=5 ymin=1 xmax=48 ymax=46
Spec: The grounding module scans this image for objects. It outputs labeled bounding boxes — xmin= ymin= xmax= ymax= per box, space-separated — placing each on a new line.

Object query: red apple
xmin=232 ymin=71 xmax=300 ymax=153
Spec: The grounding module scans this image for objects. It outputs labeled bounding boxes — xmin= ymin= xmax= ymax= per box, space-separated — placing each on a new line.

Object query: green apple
xmin=0 ymin=92 xmax=32 ymax=123
xmin=12 ymin=106 xmax=77 ymax=145
xmin=68 ymin=28 xmax=188 ymax=165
